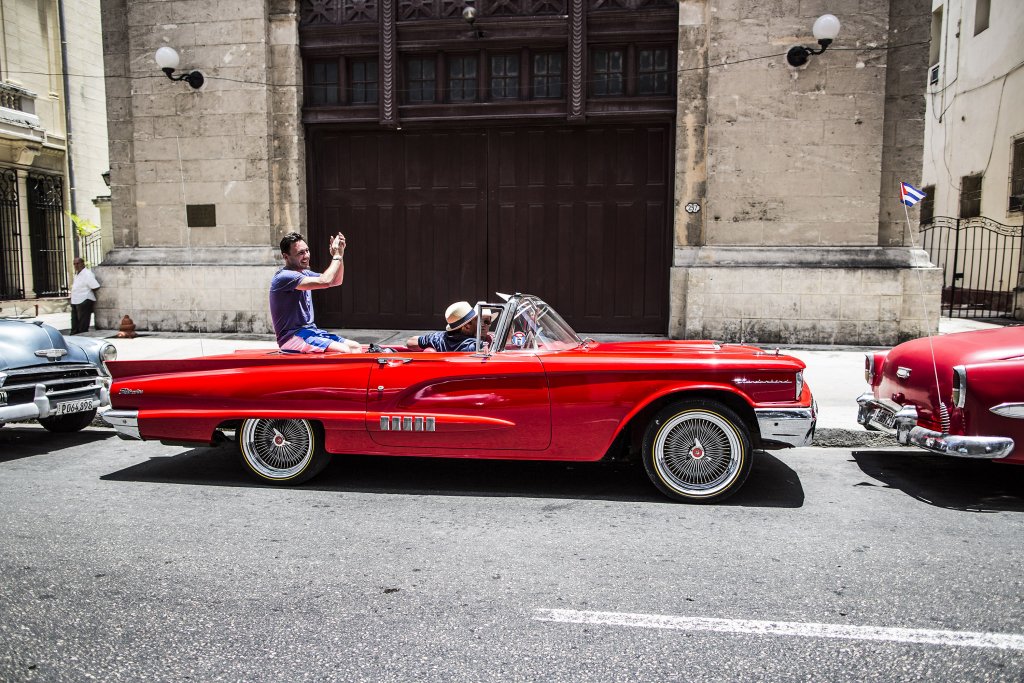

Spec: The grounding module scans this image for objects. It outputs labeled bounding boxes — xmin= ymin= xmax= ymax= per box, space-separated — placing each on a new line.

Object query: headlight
xmin=951 ymin=365 xmax=967 ymax=409
xmin=101 ymin=343 xmax=118 ymax=362
xmin=795 ymin=370 xmax=804 ymax=401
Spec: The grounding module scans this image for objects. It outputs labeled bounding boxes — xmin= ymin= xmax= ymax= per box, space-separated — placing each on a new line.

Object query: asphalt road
xmin=2 ymin=426 xmax=1023 ymax=682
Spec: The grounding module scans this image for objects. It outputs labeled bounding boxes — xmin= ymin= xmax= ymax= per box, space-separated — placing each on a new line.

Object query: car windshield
xmin=502 ymin=297 xmax=581 ymax=351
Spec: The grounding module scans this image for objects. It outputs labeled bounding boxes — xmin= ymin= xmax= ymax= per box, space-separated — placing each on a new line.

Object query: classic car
xmin=103 ymin=294 xmax=815 ymax=503
xmin=0 ymin=316 xmax=117 ymax=432
xmin=857 ymin=326 xmax=1023 ymax=462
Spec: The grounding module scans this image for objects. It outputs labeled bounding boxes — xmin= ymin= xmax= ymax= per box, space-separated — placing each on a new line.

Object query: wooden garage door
xmin=308 ymin=124 xmax=671 ymax=334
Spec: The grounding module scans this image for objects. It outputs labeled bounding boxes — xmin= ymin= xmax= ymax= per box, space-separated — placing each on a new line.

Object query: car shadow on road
xmin=101 ymin=447 xmax=804 ymax=507
xmin=0 ymin=426 xmax=114 ymax=463
xmin=852 ymin=449 xmax=1024 ymax=512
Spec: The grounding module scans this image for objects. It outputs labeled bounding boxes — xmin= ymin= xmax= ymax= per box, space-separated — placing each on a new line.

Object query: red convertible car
xmin=103 ymin=294 xmax=815 ymax=502
xmin=857 ymin=326 xmax=1023 ymax=462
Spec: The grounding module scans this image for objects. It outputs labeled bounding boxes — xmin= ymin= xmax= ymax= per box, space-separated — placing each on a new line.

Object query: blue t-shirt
xmin=418 ymin=331 xmax=479 ymax=353
xmin=270 ymin=268 xmax=319 ymax=346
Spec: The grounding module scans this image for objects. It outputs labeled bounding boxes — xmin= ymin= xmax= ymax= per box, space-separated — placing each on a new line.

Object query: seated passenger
xmin=406 ymin=301 xmax=481 ymax=353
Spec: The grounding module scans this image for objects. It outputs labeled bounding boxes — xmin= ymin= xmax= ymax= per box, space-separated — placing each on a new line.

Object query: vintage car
xmin=857 ymin=326 xmax=1023 ymax=462
xmin=0 ymin=316 xmax=117 ymax=432
xmin=103 ymin=294 xmax=815 ymax=503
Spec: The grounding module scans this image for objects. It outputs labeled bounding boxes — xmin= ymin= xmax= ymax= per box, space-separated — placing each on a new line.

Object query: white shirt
xmin=70 ymin=267 xmax=100 ymax=304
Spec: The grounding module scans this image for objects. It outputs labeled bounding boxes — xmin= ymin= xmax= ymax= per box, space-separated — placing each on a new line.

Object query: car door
xmin=366 ymin=351 xmax=551 ymax=451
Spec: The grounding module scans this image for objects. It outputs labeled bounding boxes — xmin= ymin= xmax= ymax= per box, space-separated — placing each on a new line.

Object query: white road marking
xmin=533 ymin=609 xmax=1024 ymax=651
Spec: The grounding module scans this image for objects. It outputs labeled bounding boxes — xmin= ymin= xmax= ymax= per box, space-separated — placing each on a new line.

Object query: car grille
xmin=1 ymin=364 xmax=102 ymax=404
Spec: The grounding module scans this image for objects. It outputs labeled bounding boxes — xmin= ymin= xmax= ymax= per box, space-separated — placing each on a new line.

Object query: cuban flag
xmin=900 ymin=182 xmax=926 ymax=207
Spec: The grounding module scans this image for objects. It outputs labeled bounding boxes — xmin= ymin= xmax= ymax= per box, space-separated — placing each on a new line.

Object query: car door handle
xmin=378 ymin=357 xmax=413 ymax=366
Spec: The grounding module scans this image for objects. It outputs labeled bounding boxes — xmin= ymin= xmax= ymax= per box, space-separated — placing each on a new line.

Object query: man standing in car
xmin=270 ymin=231 xmax=362 ymax=353
xmin=70 ymin=257 xmax=100 ymax=335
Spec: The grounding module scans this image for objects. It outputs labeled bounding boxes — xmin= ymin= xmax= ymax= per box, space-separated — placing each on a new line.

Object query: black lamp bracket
xmin=162 ymin=67 xmax=204 ymax=89
xmin=786 ymin=38 xmax=833 ymax=68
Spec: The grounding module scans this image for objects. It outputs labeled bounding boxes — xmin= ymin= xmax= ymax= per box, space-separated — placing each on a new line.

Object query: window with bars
xmin=448 ymin=55 xmax=478 ymax=102
xmin=919 ymin=185 xmax=935 ymax=225
xmin=959 ymin=174 xmax=983 ymax=218
xmin=308 ymin=60 xmax=339 ymax=105
xmin=591 ymin=49 xmax=624 ymax=97
xmin=1010 ymin=138 xmax=1024 ymax=213
xmin=350 ymin=59 xmax=378 ymax=105
xmin=532 ymin=53 xmax=563 ymax=99
xmin=490 ymin=54 xmax=519 ymax=99
xmin=637 ymin=47 xmax=671 ymax=96
xmin=405 ymin=57 xmax=436 ymax=103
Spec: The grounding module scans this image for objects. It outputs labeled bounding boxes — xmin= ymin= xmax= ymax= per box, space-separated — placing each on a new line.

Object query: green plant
xmin=68 ymin=212 xmax=100 ymax=237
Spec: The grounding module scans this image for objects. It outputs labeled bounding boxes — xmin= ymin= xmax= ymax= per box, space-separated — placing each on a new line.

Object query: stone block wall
xmin=96 ymin=0 xmax=303 ymax=332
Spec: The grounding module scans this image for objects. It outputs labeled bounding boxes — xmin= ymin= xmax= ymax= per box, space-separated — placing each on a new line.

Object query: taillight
xmin=951 ymin=365 xmax=967 ymax=408
xmin=795 ymin=370 xmax=804 ymax=400
xmin=864 ymin=354 xmax=874 ymax=384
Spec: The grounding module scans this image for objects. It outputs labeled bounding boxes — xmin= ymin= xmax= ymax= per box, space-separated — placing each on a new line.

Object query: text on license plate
xmin=870 ymin=407 xmax=897 ymax=430
xmin=54 ymin=399 xmax=93 ymax=416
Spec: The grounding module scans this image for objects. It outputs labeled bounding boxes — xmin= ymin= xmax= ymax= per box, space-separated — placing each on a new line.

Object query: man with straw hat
xmin=405 ymin=301 xmax=481 ymax=352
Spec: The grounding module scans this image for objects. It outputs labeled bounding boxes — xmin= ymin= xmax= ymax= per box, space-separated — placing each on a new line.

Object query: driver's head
xmin=445 ymin=301 xmax=477 ymax=334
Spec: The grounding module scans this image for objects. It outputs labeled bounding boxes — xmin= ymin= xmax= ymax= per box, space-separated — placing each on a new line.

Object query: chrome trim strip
xmin=908 ymin=426 xmax=1014 ymax=459
xmin=754 ymin=405 xmax=816 ymax=448
xmin=3 ymin=364 xmax=98 ymax=376
xmin=990 ymin=403 xmax=1024 ymax=419
xmin=102 ymin=409 xmax=141 ymax=440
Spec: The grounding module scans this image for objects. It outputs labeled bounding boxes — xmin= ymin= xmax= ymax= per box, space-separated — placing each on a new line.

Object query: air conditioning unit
xmin=929 ymin=64 xmax=941 ymax=86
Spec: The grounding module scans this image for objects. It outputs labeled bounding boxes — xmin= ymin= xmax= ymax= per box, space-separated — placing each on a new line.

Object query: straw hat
xmin=445 ymin=301 xmax=477 ymax=331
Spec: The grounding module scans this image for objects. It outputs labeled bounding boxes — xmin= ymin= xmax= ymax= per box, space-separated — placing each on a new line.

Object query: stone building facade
xmin=0 ymin=0 xmax=110 ymax=315
xmin=96 ymin=0 xmax=941 ymax=344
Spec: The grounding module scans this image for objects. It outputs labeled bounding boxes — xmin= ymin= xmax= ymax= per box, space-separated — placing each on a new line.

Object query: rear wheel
xmin=39 ymin=408 xmax=97 ymax=433
xmin=641 ymin=400 xmax=752 ymax=503
xmin=238 ymin=418 xmax=329 ymax=485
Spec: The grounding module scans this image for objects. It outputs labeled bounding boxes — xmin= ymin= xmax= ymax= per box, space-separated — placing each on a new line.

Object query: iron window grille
xmin=959 ymin=174 xmax=983 ymax=219
xmin=1010 ymin=137 xmax=1024 ymax=213
xmin=919 ymin=185 xmax=935 ymax=225
xmin=0 ymin=167 xmax=24 ymax=300
xmin=27 ymin=173 xmax=68 ymax=298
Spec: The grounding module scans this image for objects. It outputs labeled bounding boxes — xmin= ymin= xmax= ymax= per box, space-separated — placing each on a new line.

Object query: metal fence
xmin=919 ymin=216 xmax=1023 ymax=319
xmin=80 ymin=229 xmax=104 ymax=268
xmin=0 ymin=168 xmax=24 ymax=300
xmin=26 ymin=173 xmax=68 ymax=298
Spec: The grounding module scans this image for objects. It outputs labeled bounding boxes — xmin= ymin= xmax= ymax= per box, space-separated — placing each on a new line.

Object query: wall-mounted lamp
xmin=462 ymin=4 xmax=484 ymax=38
xmin=155 ymin=46 xmax=205 ymax=89
xmin=786 ymin=14 xmax=841 ymax=67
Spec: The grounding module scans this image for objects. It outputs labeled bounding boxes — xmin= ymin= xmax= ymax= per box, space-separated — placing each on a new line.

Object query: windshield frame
xmin=487 ymin=294 xmax=581 ymax=354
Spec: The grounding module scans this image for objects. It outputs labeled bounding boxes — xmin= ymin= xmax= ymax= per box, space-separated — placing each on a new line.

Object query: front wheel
xmin=238 ymin=418 xmax=329 ymax=485
xmin=641 ymin=400 xmax=752 ymax=503
xmin=39 ymin=408 xmax=97 ymax=433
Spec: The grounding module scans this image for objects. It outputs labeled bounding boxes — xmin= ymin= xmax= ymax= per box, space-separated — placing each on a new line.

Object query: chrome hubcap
xmin=654 ymin=410 xmax=742 ymax=497
xmin=240 ymin=419 xmax=314 ymax=480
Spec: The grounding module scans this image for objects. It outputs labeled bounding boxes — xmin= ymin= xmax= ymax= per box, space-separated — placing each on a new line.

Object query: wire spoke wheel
xmin=642 ymin=400 xmax=752 ymax=502
xmin=239 ymin=418 xmax=325 ymax=483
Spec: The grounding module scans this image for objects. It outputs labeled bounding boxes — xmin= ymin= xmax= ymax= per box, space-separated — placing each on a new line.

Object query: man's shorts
xmin=280 ymin=327 xmax=346 ymax=353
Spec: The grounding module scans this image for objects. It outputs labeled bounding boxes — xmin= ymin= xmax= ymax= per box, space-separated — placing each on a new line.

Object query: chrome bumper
xmin=856 ymin=393 xmax=919 ymax=444
xmin=755 ymin=403 xmax=816 ymax=448
xmin=102 ymin=409 xmax=141 ymax=440
xmin=857 ymin=393 xmax=1014 ymax=458
xmin=0 ymin=381 xmax=108 ymax=423
xmin=908 ymin=427 xmax=1014 ymax=459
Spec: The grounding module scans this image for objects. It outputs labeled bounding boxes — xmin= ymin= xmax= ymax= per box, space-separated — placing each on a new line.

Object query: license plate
xmin=54 ymin=399 xmax=94 ymax=416
xmin=869 ymin=407 xmax=897 ymax=431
